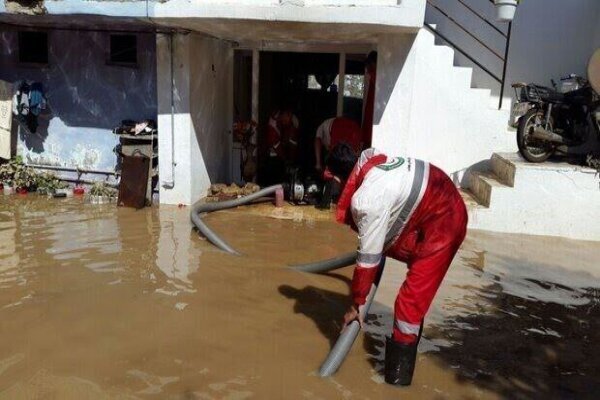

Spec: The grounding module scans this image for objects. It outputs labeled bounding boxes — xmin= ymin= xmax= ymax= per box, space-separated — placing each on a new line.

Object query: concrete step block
xmin=468 ymin=170 xmax=510 ymax=208
xmin=491 ymin=152 xmax=517 ymax=187
xmin=459 ymin=188 xmax=485 ymax=209
xmin=419 ymin=26 xmax=436 ymax=46
xmin=469 ymin=88 xmax=492 ymax=105
xmin=431 ymin=44 xmax=455 ymax=68
xmin=451 ymin=66 xmax=473 ymax=89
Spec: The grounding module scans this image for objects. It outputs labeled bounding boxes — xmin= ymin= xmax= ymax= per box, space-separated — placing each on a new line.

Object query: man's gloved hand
xmin=341 ymin=303 xmax=366 ymax=332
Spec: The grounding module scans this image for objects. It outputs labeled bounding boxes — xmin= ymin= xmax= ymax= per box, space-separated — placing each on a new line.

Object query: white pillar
xmin=371 ymin=33 xmax=418 ymax=155
xmin=157 ymin=33 xmax=194 ymax=205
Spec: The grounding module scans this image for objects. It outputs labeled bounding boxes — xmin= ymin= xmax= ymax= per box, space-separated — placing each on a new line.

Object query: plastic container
xmin=495 ymin=0 xmax=517 ymax=22
xmin=55 ymin=188 xmax=74 ymax=197
xmin=275 ymin=187 xmax=284 ymax=208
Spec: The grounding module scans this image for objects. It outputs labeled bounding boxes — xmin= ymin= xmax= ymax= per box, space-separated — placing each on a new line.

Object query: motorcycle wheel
xmin=517 ymin=108 xmax=555 ymax=163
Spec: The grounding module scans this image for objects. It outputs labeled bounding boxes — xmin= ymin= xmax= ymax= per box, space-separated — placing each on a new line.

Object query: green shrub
xmin=89 ymin=182 xmax=117 ymax=198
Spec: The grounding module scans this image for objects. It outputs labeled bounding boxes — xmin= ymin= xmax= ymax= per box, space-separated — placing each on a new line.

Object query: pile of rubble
xmin=206 ymin=183 xmax=260 ymax=202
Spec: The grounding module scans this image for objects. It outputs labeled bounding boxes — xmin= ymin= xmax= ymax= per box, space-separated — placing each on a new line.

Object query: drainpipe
xmin=161 ymin=32 xmax=176 ymax=189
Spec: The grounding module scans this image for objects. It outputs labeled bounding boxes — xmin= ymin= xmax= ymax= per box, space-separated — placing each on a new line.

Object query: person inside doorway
xmin=327 ymin=143 xmax=468 ymax=386
xmin=264 ymin=106 xmax=300 ymax=185
xmin=314 ymin=116 xmax=362 ymax=209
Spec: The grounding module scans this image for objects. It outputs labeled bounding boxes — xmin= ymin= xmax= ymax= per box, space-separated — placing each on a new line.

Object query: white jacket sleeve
xmin=351 ymin=191 xmax=391 ymax=269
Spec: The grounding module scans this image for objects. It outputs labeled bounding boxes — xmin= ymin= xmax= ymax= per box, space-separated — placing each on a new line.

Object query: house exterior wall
xmin=0 ymin=29 xmax=157 ymax=171
xmin=157 ymin=33 xmax=232 ymax=205
xmin=425 ymin=0 xmax=600 ymax=106
xmin=189 ymin=35 xmax=233 ymax=202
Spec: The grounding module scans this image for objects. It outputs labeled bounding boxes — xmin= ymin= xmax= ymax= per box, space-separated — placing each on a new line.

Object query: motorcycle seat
xmin=512 ymin=82 xmax=528 ymax=88
xmin=526 ymin=84 xmax=565 ymax=103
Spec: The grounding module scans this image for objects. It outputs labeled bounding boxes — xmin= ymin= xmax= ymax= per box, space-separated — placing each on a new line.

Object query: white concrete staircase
xmin=461 ymin=152 xmax=600 ymax=242
xmin=402 ymin=27 xmax=517 ymax=182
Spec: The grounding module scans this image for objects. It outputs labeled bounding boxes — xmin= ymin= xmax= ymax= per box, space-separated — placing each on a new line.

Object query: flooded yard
xmin=0 ymin=196 xmax=599 ymax=399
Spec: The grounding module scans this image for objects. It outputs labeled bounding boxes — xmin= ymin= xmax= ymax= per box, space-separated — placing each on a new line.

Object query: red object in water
xmin=16 ymin=187 xmax=28 ymax=195
xmin=74 ymin=187 xmax=85 ymax=195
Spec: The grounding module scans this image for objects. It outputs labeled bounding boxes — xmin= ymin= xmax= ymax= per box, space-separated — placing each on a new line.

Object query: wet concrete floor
xmin=0 ymin=195 xmax=599 ymax=399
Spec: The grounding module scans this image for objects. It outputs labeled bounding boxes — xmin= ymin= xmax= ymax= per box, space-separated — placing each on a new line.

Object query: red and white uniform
xmin=316 ymin=117 xmax=362 ymax=152
xmin=337 ymin=149 xmax=468 ymax=344
xmin=266 ymin=112 xmax=299 ymax=159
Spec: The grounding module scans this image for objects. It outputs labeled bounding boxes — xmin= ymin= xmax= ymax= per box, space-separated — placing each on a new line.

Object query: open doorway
xmin=232 ymin=49 xmax=372 ymax=188
xmin=256 ymin=51 xmax=366 ymax=186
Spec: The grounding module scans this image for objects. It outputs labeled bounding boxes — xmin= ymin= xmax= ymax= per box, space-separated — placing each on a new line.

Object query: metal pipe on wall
xmin=160 ymin=32 xmax=176 ymax=189
xmin=28 ymin=164 xmax=117 ymax=176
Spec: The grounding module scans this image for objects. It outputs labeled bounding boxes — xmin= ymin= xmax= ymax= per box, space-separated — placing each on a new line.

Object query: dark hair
xmin=327 ymin=142 xmax=358 ymax=180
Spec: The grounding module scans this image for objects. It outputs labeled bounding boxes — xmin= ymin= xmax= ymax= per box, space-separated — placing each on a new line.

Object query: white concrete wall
xmin=373 ymin=29 xmax=515 ymax=181
xmin=425 ymin=0 xmax=600 ymax=106
xmin=189 ymin=35 xmax=233 ymax=202
xmin=157 ymin=33 xmax=232 ymax=205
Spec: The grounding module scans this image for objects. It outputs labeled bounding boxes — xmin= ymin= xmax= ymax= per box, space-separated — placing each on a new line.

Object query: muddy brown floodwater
xmin=1 ymin=196 xmax=600 ymax=399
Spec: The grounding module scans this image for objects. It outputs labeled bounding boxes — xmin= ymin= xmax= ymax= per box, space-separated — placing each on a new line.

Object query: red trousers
xmin=386 ymin=165 xmax=468 ymax=344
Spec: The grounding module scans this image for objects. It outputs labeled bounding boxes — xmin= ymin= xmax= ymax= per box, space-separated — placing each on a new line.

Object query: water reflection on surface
xmin=0 ymin=196 xmax=599 ymax=399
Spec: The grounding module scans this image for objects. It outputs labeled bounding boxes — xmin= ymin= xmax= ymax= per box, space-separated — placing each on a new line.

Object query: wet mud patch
xmin=425 ymin=254 xmax=600 ymax=400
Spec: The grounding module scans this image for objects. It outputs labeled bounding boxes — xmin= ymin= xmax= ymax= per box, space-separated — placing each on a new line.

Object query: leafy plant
xmin=35 ymin=172 xmax=68 ymax=193
xmin=89 ymin=182 xmax=117 ymax=197
xmin=0 ymin=156 xmax=37 ymax=190
xmin=13 ymin=167 xmax=37 ymax=190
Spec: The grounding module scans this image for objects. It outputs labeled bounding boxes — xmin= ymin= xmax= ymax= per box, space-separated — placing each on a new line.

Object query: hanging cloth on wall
xmin=12 ymin=81 xmax=47 ymax=133
xmin=0 ymin=79 xmax=13 ymax=160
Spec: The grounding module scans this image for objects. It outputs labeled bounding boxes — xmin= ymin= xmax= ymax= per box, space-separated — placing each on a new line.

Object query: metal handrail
xmin=424 ymin=23 xmax=501 ymax=84
xmin=427 ymin=0 xmax=504 ymax=61
xmin=457 ymin=0 xmax=507 ymax=38
xmin=425 ymin=0 xmax=513 ymax=110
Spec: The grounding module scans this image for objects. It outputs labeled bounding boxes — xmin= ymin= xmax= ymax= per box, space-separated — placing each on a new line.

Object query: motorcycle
xmin=511 ymin=74 xmax=600 ymax=163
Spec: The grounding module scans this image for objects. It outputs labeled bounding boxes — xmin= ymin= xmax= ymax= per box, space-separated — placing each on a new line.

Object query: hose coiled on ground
xmin=190 ymin=185 xmax=283 ymax=256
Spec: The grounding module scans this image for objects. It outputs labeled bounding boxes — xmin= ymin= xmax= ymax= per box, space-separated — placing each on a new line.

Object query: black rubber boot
xmin=384 ymin=336 xmax=419 ymax=386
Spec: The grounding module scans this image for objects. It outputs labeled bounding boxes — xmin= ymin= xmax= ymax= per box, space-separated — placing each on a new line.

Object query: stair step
xmin=468 ymin=171 xmax=510 ymax=208
xmin=470 ymin=88 xmax=492 ymax=104
xmin=453 ymin=66 xmax=473 ymax=89
xmin=431 ymin=45 xmax=455 ymax=68
xmin=491 ymin=152 xmax=517 ymax=187
xmin=459 ymin=188 xmax=486 ymax=209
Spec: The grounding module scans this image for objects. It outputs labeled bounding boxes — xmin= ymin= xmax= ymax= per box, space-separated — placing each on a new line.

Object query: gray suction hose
xmin=190 ymin=184 xmax=283 ymax=255
xmin=190 ymin=184 xmax=373 ymax=376
xmin=289 ymin=251 xmax=356 ymax=273
xmin=191 ymin=183 xmax=356 ymax=273
xmin=319 ymin=258 xmax=386 ymax=377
